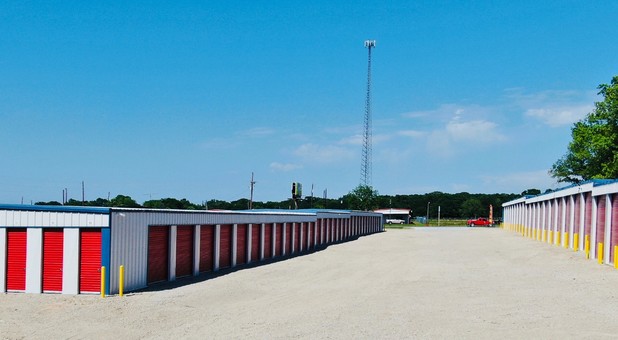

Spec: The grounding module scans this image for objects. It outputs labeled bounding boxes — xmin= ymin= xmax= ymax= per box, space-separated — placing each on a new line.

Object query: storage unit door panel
xmin=236 ymin=224 xmax=247 ymax=265
xmin=264 ymin=224 xmax=272 ymax=259
xmin=597 ymin=196 xmax=606 ymax=248
xmin=294 ymin=223 xmax=300 ymax=253
xmin=200 ymin=226 xmax=214 ymax=272
xmin=274 ymin=223 xmax=282 ymax=257
xmin=609 ymin=194 xmax=618 ymax=262
xmin=219 ymin=224 xmax=232 ymax=269
xmin=307 ymin=222 xmax=313 ymax=250
xmin=285 ymin=224 xmax=292 ymax=255
xmin=316 ymin=220 xmax=322 ymax=246
xmin=176 ymin=226 xmax=194 ymax=278
xmin=584 ymin=194 xmax=593 ymax=237
xmin=6 ymin=228 xmax=27 ymax=291
xmin=147 ymin=226 xmax=169 ymax=285
xmin=43 ymin=229 xmax=64 ymax=292
xmin=80 ymin=228 xmax=102 ymax=293
xmin=251 ymin=225 xmax=260 ymax=262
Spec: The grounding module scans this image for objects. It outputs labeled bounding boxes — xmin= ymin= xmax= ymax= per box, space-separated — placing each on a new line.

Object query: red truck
xmin=467 ymin=217 xmax=493 ymax=227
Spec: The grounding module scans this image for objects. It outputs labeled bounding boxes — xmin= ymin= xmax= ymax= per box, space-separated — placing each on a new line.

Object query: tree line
xmin=35 ymin=191 xmax=519 ymax=219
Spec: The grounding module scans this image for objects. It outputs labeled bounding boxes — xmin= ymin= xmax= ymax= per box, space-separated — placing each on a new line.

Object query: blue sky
xmin=1 ymin=1 xmax=617 ymax=204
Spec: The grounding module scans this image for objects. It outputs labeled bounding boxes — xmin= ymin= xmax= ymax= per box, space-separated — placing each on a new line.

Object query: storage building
xmin=0 ymin=205 xmax=383 ymax=295
xmin=502 ymin=180 xmax=618 ymax=265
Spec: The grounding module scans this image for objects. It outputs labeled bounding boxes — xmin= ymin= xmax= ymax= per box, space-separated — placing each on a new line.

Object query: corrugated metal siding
xmin=0 ymin=210 xmax=109 ymax=228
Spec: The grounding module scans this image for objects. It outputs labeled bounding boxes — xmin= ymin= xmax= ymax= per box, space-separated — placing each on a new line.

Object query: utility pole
xmin=249 ymin=172 xmax=256 ymax=209
xmin=82 ymin=181 xmax=85 ymax=206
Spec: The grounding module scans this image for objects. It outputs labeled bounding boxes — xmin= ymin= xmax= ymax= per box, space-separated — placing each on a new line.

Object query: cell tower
xmin=361 ymin=39 xmax=376 ymax=187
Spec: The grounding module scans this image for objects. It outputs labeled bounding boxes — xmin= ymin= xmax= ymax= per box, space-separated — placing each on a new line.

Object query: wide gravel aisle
xmin=2 ymin=227 xmax=618 ymax=339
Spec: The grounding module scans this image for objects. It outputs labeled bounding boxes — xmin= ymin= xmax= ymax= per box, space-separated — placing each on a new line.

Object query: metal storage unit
xmin=274 ymin=223 xmax=282 ymax=256
xmin=293 ymin=223 xmax=300 ymax=253
xmin=250 ymin=224 xmax=259 ymax=262
xmin=147 ymin=226 xmax=168 ymax=285
xmin=175 ymin=225 xmax=194 ymax=278
xmin=1 ymin=205 xmax=382 ymax=295
xmin=6 ymin=228 xmax=27 ymax=291
xmin=42 ymin=228 xmax=63 ymax=292
xmin=200 ymin=225 xmax=214 ymax=272
xmin=284 ymin=223 xmax=292 ymax=255
xmin=236 ymin=224 xmax=247 ymax=265
xmin=263 ymin=223 xmax=272 ymax=259
xmin=219 ymin=224 xmax=232 ymax=269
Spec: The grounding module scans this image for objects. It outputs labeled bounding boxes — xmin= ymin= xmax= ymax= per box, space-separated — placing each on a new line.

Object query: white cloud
xmin=445 ymin=118 xmax=505 ymax=142
xmin=270 ymin=162 xmax=303 ymax=172
xmin=505 ymin=88 xmax=596 ymax=127
xmin=479 ymin=170 xmax=560 ymax=193
xmin=293 ymin=143 xmax=355 ymax=163
xmin=524 ymin=105 xmax=592 ymax=127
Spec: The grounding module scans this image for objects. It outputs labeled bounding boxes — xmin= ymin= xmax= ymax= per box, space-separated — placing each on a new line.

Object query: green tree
xmin=550 ymin=76 xmax=618 ymax=182
xmin=460 ymin=198 xmax=484 ymax=218
xmin=343 ymin=185 xmax=378 ymax=211
xmin=110 ymin=195 xmax=140 ymax=208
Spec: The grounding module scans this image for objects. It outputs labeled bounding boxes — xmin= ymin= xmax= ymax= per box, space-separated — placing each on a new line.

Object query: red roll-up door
xmin=219 ymin=224 xmax=232 ymax=269
xmin=285 ymin=223 xmax=292 ymax=255
xmin=43 ymin=229 xmax=64 ymax=292
xmin=236 ymin=224 xmax=247 ymax=265
xmin=147 ymin=226 xmax=169 ymax=285
xmin=80 ymin=228 xmax=102 ymax=293
xmin=264 ymin=224 xmax=272 ymax=259
xmin=584 ymin=193 xmax=592 ymax=237
xmin=176 ymin=226 xmax=194 ymax=278
xmin=200 ymin=225 xmax=214 ymax=272
xmin=294 ymin=223 xmax=300 ymax=253
xmin=316 ymin=220 xmax=322 ymax=246
xmin=274 ymin=223 xmax=282 ymax=256
xmin=569 ymin=194 xmax=581 ymax=238
xmin=611 ymin=195 xmax=618 ymax=263
xmin=306 ymin=222 xmax=312 ymax=250
xmin=251 ymin=224 xmax=260 ymax=262
xmin=597 ymin=196 xmax=606 ymax=247
xmin=6 ymin=228 xmax=27 ymax=291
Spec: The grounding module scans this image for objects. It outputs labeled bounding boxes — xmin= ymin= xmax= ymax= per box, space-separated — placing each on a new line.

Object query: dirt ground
xmin=2 ymin=227 xmax=618 ymax=339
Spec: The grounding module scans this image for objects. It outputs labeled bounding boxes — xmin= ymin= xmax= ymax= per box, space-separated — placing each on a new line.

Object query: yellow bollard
xmin=614 ymin=246 xmax=618 ymax=269
xmin=542 ymin=230 xmax=546 ymax=242
xmin=556 ymin=231 xmax=561 ymax=246
xmin=119 ymin=265 xmax=125 ymax=297
xmin=585 ymin=235 xmax=590 ymax=259
xmin=101 ymin=266 xmax=106 ymax=298
xmin=574 ymin=233 xmax=579 ymax=252
xmin=549 ymin=230 xmax=553 ymax=244
xmin=564 ymin=233 xmax=569 ymax=249
xmin=598 ymin=243 xmax=604 ymax=264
